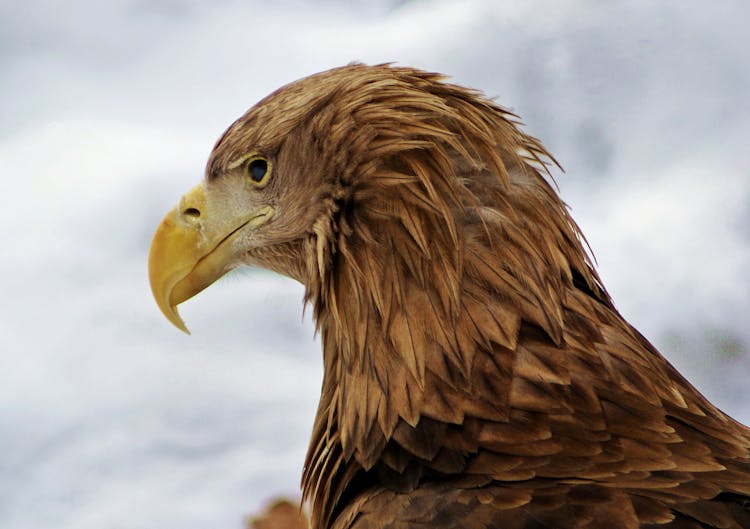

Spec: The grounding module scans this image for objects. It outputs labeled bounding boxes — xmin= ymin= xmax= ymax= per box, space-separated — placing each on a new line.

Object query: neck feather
xmin=299 ymin=149 xmax=606 ymax=528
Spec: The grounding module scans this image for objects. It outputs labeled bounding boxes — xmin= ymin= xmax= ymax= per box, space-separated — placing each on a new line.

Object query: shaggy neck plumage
xmin=300 ymin=150 xmax=606 ymax=529
xmin=292 ymin=67 xmax=608 ymax=529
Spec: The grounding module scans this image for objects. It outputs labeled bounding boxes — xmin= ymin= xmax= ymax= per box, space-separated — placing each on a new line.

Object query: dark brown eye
xmin=246 ymin=157 xmax=270 ymax=187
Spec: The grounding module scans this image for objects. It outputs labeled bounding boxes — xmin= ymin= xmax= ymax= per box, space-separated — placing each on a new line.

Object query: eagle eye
xmin=246 ymin=156 xmax=270 ymax=187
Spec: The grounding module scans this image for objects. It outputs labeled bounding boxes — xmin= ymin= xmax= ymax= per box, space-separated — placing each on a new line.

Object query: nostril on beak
xmin=182 ymin=207 xmax=201 ymax=224
xmin=183 ymin=207 xmax=200 ymax=219
xmin=177 ymin=185 xmax=206 ymax=224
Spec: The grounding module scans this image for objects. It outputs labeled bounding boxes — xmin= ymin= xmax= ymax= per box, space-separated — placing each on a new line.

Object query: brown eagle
xmin=148 ymin=64 xmax=750 ymax=529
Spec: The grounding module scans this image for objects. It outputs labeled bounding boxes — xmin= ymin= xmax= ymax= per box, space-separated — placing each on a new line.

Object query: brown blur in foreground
xmin=247 ymin=498 xmax=309 ymax=529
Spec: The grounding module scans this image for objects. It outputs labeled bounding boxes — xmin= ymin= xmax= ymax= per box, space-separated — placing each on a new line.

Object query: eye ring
xmin=245 ymin=156 xmax=271 ymax=187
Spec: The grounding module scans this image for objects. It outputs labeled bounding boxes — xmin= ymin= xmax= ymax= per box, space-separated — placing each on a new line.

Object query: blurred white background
xmin=1 ymin=1 xmax=748 ymax=528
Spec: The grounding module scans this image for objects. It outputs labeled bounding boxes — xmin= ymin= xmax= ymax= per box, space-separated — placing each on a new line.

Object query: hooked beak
xmin=148 ymin=183 xmax=274 ymax=333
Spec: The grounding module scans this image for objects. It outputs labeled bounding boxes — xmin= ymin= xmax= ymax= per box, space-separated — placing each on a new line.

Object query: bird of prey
xmin=148 ymin=64 xmax=750 ymax=529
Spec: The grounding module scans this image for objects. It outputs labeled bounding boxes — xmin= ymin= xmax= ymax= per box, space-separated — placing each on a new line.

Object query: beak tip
xmin=153 ymin=293 xmax=192 ymax=335
xmin=167 ymin=307 xmax=191 ymax=335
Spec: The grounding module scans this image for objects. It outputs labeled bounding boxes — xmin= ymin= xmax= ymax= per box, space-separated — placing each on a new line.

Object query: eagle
xmin=148 ymin=64 xmax=750 ymax=529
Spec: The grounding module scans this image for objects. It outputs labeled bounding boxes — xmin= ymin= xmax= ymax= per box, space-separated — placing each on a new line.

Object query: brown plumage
xmin=148 ymin=64 xmax=750 ymax=529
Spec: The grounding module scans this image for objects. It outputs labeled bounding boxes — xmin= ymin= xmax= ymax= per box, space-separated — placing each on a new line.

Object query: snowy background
xmin=1 ymin=1 xmax=749 ymax=528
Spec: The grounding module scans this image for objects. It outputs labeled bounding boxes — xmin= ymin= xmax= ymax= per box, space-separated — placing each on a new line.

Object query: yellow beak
xmin=148 ymin=183 xmax=274 ymax=333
